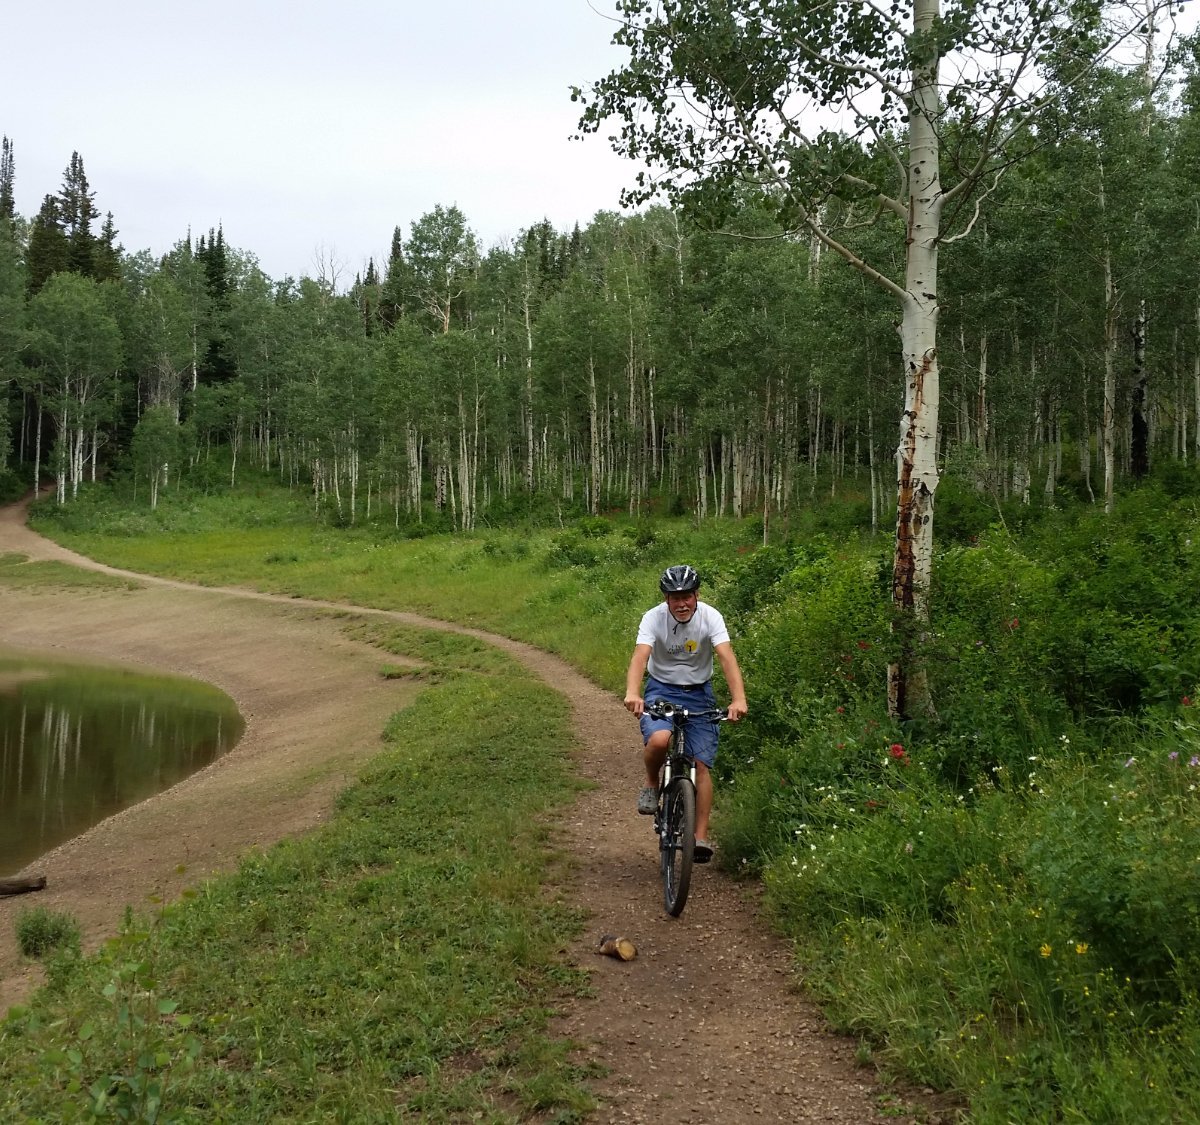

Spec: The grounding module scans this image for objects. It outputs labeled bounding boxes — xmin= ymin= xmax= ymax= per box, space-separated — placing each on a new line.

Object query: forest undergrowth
xmin=11 ymin=460 xmax=1200 ymax=1122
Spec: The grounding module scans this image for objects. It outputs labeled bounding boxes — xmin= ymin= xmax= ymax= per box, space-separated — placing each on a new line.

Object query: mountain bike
xmin=644 ymin=699 xmax=726 ymax=917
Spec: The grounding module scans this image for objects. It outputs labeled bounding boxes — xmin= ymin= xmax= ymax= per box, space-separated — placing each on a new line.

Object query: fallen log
xmin=0 ymin=875 xmax=47 ymax=896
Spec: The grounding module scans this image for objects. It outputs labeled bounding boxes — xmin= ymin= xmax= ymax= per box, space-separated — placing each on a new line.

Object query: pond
xmin=0 ymin=651 xmax=244 ymax=875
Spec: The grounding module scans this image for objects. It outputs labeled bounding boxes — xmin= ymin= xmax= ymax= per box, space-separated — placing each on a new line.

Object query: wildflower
xmin=836 ymin=706 xmax=845 ymax=714
xmin=1124 ymin=757 xmax=1136 ymax=768
xmin=1010 ymin=617 xmax=1020 ymax=630
xmin=1076 ymin=943 xmax=1089 ymax=955
xmin=1169 ymin=752 xmax=1179 ymax=762
xmin=1040 ymin=944 xmax=1052 ymax=958
xmin=890 ymin=743 xmax=906 ymax=759
xmin=1190 ymin=756 xmax=1200 ymax=768
xmin=857 ymin=640 xmax=871 ymax=650
xmin=904 ymin=841 xmax=914 ymax=854
xmin=1183 ymin=696 xmax=1193 ymax=707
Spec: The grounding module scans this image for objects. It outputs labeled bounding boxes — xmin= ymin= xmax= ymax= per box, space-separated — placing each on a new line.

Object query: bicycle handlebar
xmin=644 ymin=699 xmax=729 ymax=723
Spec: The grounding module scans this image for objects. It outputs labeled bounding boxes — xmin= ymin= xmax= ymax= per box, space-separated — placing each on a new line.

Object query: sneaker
xmin=694 ymin=839 xmax=714 ymax=864
xmin=637 ymin=786 xmax=657 ymax=815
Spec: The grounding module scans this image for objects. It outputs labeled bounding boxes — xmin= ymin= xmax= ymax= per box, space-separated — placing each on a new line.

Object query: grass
xmin=28 ymin=487 xmax=740 ymax=692
xmin=0 ymin=552 xmax=140 ymax=591
xmin=1 ymin=610 xmax=597 ymax=1122
xmin=21 ymin=474 xmax=1200 ymax=1121
xmin=15 ymin=908 xmax=82 ymax=960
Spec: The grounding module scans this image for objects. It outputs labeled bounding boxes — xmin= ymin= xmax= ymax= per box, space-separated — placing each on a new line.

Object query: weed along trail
xmin=0 ymin=497 xmax=931 ymax=1123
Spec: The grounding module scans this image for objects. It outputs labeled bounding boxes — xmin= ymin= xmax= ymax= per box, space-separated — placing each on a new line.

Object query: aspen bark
xmin=888 ymin=0 xmax=943 ymax=721
xmin=588 ymin=356 xmax=601 ymax=516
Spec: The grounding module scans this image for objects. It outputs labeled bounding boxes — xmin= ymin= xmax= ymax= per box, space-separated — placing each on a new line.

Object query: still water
xmin=0 ymin=652 xmax=244 ymax=875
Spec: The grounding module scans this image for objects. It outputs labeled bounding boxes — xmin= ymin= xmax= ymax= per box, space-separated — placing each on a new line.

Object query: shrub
xmin=16 ymin=907 xmax=82 ymax=959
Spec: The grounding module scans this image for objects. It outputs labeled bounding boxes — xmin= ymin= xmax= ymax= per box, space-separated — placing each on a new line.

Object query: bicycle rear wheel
xmin=660 ymin=778 xmax=696 ymax=916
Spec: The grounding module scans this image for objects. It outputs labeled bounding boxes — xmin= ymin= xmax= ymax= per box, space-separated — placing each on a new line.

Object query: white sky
xmin=4 ymin=0 xmax=639 ymax=284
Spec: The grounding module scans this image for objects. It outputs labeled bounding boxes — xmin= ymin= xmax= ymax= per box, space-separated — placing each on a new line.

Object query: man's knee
xmin=646 ymin=730 xmax=671 ymax=752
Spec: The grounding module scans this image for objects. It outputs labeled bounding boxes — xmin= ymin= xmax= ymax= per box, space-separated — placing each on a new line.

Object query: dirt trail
xmin=0 ymin=499 xmax=941 ymax=1122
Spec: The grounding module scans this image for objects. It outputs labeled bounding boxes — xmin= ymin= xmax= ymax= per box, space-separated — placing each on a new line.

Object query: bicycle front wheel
xmin=660 ymin=778 xmax=696 ymax=916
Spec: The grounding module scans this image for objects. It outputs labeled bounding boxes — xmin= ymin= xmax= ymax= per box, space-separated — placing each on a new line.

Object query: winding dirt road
xmin=0 ymin=498 xmax=941 ymax=1122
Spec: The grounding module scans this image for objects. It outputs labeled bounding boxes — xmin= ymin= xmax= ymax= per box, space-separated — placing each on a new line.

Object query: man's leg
xmin=643 ymin=729 xmax=670 ymax=787
xmin=694 ymin=761 xmax=713 ymax=842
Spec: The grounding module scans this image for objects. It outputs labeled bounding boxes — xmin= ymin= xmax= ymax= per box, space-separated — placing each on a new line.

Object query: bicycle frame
xmin=644 ymin=700 xmax=724 ymax=917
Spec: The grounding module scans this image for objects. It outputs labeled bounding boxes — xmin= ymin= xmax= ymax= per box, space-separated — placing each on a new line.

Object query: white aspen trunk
xmin=55 ymin=399 xmax=68 ymax=505
xmin=1100 ymin=160 xmax=1119 ymax=515
xmin=457 ymin=392 xmax=470 ymax=532
xmin=33 ymin=395 xmax=43 ymax=494
xmin=1195 ymin=295 xmax=1200 ymax=461
xmin=888 ymin=0 xmax=942 ymax=720
xmin=648 ymin=365 xmax=658 ymax=479
xmin=588 ymin=356 xmax=601 ymax=516
xmin=719 ymin=434 xmax=729 ymax=517
xmin=808 ymin=382 xmax=822 ymax=485
xmin=977 ymin=331 xmax=989 ymax=458
xmin=868 ymin=408 xmax=879 ymax=535
xmin=956 ymin=325 xmax=971 ymax=446
xmin=1130 ymin=2 xmax=1156 ymax=479
xmin=1170 ymin=328 xmax=1181 ymax=461
xmin=524 ymin=264 xmax=535 ymax=494
xmin=72 ymin=425 xmax=84 ymax=498
xmin=732 ymin=434 xmax=744 ymax=519
xmin=332 ymin=452 xmax=344 ymax=519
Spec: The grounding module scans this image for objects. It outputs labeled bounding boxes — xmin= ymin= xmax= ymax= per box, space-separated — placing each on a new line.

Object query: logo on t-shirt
xmin=684 ymin=639 xmax=698 ymax=654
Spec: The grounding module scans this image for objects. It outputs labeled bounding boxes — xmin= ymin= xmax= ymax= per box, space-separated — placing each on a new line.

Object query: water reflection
xmin=0 ymin=653 xmax=244 ymax=874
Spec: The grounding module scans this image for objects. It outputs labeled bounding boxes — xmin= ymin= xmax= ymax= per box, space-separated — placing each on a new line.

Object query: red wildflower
xmin=1184 ymin=696 xmax=1194 ymax=707
xmin=890 ymin=743 xmax=906 ymax=759
xmin=835 ymin=706 xmax=845 ymax=714
xmin=857 ymin=640 xmax=871 ymax=650
xmin=1009 ymin=617 xmax=1020 ymax=630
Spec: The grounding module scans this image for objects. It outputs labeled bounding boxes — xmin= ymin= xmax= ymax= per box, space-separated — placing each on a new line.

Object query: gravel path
xmin=0 ymin=498 xmax=947 ymax=1122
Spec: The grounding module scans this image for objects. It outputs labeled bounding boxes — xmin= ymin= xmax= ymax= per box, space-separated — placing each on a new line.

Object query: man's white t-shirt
xmin=636 ymin=601 xmax=731 ymax=685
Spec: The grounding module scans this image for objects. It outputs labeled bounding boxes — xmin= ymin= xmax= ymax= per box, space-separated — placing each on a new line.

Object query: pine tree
xmin=0 ymin=136 xmax=14 ymax=226
xmin=58 ymin=151 xmax=99 ymax=277
xmin=379 ymin=226 xmax=409 ymax=329
xmin=197 ymin=225 xmax=235 ymax=382
xmin=25 ymin=195 xmax=68 ymax=295
xmin=354 ymin=257 xmax=381 ymax=333
xmin=93 ymin=212 xmax=122 ymax=282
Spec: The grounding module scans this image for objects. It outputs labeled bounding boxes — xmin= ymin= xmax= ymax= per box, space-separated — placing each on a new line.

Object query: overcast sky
xmin=5 ymin=0 xmax=640 ymax=284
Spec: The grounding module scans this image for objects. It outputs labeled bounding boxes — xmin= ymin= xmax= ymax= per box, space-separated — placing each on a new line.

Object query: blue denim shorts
xmin=639 ymin=676 xmax=721 ymax=767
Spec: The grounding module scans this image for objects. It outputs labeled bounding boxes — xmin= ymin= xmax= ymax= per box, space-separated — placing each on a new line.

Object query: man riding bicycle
xmin=624 ymin=564 xmax=748 ymax=863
